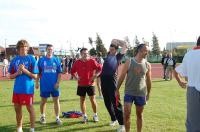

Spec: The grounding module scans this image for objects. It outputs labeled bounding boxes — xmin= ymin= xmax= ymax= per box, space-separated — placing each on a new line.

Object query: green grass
xmin=0 ymin=79 xmax=186 ymax=132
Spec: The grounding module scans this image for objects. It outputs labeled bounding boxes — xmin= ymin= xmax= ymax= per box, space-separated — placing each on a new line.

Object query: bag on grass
xmin=62 ymin=111 xmax=82 ymax=118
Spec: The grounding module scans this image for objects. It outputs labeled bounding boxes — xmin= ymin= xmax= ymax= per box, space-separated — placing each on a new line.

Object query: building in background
xmin=166 ymin=42 xmax=196 ymax=51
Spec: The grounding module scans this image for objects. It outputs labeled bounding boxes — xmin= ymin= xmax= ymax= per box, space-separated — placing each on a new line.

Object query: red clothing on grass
xmin=71 ymin=58 xmax=102 ymax=86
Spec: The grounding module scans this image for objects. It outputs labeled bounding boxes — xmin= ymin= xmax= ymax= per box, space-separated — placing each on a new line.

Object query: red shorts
xmin=12 ymin=93 xmax=34 ymax=105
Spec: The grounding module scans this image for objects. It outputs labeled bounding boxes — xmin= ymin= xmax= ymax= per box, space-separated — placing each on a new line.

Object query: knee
xmin=136 ymin=112 xmax=143 ymax=119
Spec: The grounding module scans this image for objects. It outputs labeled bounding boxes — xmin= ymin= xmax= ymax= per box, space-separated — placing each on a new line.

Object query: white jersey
xmin=175 ymin=49 xmax=200 ymax=91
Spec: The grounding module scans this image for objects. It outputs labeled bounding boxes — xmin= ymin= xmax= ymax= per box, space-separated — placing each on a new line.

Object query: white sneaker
xmin=56 ymin=118 xmax=63 ymax=125
xmin=39 ymin=116 xmax=46 ymax=124
xmin=117 ymin=125 xmax=125 ymax=132
xmin=82 ymin=115 xmax=88 ymax=124
xmin=109 ymin=120 xmax=118 ymax=126
xmin=93 ymin=115 xmax=99 ymax=122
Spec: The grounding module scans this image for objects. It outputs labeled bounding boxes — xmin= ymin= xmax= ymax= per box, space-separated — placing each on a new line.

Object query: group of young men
xmin=8 ymin=39 xmax=152 ymax=132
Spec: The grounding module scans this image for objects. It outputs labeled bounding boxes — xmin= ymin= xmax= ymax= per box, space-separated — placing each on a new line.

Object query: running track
xmin=0 ymin=64 xmax=163 ymax=81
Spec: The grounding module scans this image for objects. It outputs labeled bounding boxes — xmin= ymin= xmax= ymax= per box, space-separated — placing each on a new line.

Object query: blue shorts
xmin=40 ymin=90 xmax=60 ymax=98
xmin=124 ymin=94 xmax=146 ymax=106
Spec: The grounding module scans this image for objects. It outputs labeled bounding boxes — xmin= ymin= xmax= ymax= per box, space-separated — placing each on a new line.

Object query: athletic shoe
xmin=82 ymin=115 xmax=88 ymax=124
xmin=93 ymin=115 xmax=99 ymax=122
xmin=40 ymin=116 xmax=46 ymax=124
xmin=117 ymin=125 xmax=125 ymax=132
xmin=56 ymin=118 xmax=63 ymax=125
xmin=109 ymin=120 xmax=118 ymax=126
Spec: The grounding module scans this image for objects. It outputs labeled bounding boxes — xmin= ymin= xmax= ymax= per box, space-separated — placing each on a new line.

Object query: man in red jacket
xmin=71 ymin=48 xmax=102 ymax=123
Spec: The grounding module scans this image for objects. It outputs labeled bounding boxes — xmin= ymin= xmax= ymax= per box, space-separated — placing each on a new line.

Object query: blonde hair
xmin=16 ymin=39 xmax=30 ymax=51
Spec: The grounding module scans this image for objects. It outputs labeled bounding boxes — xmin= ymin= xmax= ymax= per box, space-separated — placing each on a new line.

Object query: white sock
xmin=83 ymin=114 xmax=87 ymax=117
xmin=94 ymin=113 xmax=97 ymax=116
xmin=56 ymin=116 xmax=60 ymax=120
xmin=30 ymin=128 xmax=34 ymax=132
xmin=17 ymin=127 xmax=23 ymax=132
xmin=41 ymin=113 xmax=45 ymax=117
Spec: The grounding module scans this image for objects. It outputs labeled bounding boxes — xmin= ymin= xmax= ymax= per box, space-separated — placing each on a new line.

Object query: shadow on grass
xmin=35 ymin=121 xmax=112 ymax=132
xmin=0 ymin=104 xmax=13 ymax=108
xmin=0 ymin=123 xmax=34 ymax=132
xmin=57 ymin=123 xmax=112 ymax=132
xmin=34 ymin=98 xmax=79 ymax=105
xmin=152 ymin=79 xmax=166 ymax=83
xmin=0 ymin=98 xmax=79 ymax=108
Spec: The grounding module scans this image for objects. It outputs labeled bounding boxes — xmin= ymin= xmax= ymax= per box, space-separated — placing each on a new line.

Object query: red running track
xmin=0 ymin=64 xmax=164 ymax=81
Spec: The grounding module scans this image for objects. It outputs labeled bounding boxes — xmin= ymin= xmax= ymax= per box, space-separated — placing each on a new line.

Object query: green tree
xmin=124 ymin=36 xmax=134 ymax=57
xmin=89 ymin=48 xmax=96 ymax=56
xmin=134 ymin=35 xmax=140 ymax=47
xmin=95 ymin=33 xmax=107 ymax=57
xmin=88 ymin=37 xmax=94 ymax=48
xmin=151 ymin=32 xmax=161 ymax=56
xmin=124 ymin=36 xmax=132 ymax=49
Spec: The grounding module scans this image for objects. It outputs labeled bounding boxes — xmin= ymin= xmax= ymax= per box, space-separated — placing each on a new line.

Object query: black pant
xmin=101 ymin=75 xmax=124 ymax=125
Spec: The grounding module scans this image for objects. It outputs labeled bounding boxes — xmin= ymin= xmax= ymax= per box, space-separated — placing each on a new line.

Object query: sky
xmin=0 ymin=0 xmax=199 ymax=51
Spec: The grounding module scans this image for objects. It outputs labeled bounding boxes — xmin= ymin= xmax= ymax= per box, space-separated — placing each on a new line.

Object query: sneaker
xmin=82 ymin=116 xmax=88 ymax=124
xmin=40 ymin=116 xmax=46 ymax=124
xmin=117 ymin=125 xmax=125 ymax=132
xmin=109 ymin=120 xmax=118 ymax=126
xmin=56 ymin=118 xmax=62 ymax=125
xmin=93 ymin=115 xmax=99 ymax=122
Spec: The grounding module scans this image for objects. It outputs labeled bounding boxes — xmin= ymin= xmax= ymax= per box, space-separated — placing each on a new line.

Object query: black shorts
xmin=77 ymin=86 xmax=95 ymax=96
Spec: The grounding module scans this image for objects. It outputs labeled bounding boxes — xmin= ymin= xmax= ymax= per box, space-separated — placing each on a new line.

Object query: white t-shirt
xmin=175 ymin=49 xmax=200 ymax=91
xmin=167 ymin=58 xmax=174 ymax=66
xmin=3 ymin=59 xmax=9 ymax=66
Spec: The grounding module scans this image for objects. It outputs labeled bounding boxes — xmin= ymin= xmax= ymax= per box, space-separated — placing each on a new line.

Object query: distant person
xmin=8 ymin=39 xmax=38 ymax=132
xmin=36 ymin=44 xmax=63 ymax=125
xmin=2 ymin=57 xmax=9 ymax=77
xmin=174 ymin=36 xmax=200 ymax=132
xmin=165 ymin=53 xmax=176 ymax=80
xmin=116 ymin=44 xmax=152 ymax=132
xmin=95 ymin=52 xmax=104 ymax=99
xmin=71 ymin=48 xmax=102 ymax=123
xmin=161 ymin=52 xmax=169 ymax=79
xmin=100 ymin=39 xmax=127 ymax=132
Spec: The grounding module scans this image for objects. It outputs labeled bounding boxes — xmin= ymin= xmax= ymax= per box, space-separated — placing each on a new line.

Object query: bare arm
xmin=115 ymin=59 xmax=130 ymax=97
xmin=54 ymin=73 xmax=62 ymax=89
xmin=146 ymin=63 xmax=152 ymax=101
xmin=173 ymin=70 xmax=187 ymax=89
xmin=8 ymin=70 xmax=22 ymax=79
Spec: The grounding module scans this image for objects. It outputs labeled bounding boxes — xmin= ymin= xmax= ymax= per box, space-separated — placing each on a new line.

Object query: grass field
xmin=0 ymin=79 xmax=186 ymax=132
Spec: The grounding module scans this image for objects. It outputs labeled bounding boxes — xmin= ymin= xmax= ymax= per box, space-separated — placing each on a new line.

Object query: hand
xmin=35 ymin=82 xmax=39 ymax=89
xmin=146 ymin=93 xmax=150 ymax=101
xmin=115 ymin=89 xmax=120 ymax=99
xmin=75 ymin=76 xmax=80 ymax=81
xmin=91 ymin=75 xmax=97 ymax=82
xmin=54 ymin=82 xmax=60 ymax=89
xmin=111 ymin=39 xmax=118 ymax=46
xmin=178 ymin=81 xmax=187 ymax=89
xmin=18 ymin=64 xmax=24 ymax=71
xmin=17 ymin=69 xmax=23 ymax=75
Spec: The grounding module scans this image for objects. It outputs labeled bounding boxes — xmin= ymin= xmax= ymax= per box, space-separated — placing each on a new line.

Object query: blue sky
xmin=0 ymin=0 xmax=199 ymax=50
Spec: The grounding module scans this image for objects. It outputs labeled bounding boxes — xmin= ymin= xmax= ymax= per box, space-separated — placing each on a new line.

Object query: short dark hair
xmin=46 ymin=44 xmax=53 ymax=50
xmin=110 ymin=44 xmax=119 ymax=50
xmin=197 ymin=36 xmax=200 ymax=46
xmin=134 ymin=44 xmax=147 ymax=56
xmin=80 ymin=48 xmax=88 ymax=53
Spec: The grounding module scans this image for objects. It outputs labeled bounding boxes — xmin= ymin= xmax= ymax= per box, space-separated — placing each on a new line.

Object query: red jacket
xmin=71 ymin=58 xmax=102 ymax=86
